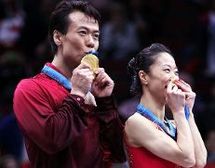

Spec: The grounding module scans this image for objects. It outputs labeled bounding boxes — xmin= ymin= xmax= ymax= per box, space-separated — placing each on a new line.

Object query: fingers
xmin=71 ymin=65 xmax=95 ymax=95
xmin=166 ymin=81 xmax=186 ymax=112
xmin=174 ymin=79 xmax=191 ymax=92
xmin=73 ymin=67 xmax=94 ymax=79
xmin=95 ymin=68 xmax=105 ymax=81
xmin=184 ymin=91 xmax=196 ymax=100
xmin=174 ymin=79 xmax=196 ymax=100
xmin=94 ymin=68 xmax=114 ymax=87
xmin=167 ymin=82 xmax=177 ymax=93
xmin=73 ymin=63 xmax=95 ymax=80
xmin=167 ymin=81 xmax=184 ymax=97
xmin=77 ymin=62 xmax=91 ymax=70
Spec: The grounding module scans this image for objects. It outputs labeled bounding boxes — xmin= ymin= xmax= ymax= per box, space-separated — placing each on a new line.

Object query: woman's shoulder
xmin=125 ymin=112 xmax=143 ymax=127
xmin=126 ymin=112 xmax=158 ymax=128
xmin=125 ymin=113 xmax=158 ymax=139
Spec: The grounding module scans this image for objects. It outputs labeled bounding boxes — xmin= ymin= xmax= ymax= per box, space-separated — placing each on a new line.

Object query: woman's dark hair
xmin=48 ymin=0 xmax=101 ymax=54
xmin=127 ymin=43 xmax=172 ymax=95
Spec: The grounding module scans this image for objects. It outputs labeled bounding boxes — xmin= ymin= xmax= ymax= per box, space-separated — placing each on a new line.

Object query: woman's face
xmin=146 ymin=52 xmax=179 ymax=103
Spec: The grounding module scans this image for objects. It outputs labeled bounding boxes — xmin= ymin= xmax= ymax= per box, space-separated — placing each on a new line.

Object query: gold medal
xmin=81 ymin=53 xmax=99 ymax=73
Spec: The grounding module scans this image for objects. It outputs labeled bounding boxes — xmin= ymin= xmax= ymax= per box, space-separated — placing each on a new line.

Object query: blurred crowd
xmin=0 ymin=0 xmax=215 ymax=167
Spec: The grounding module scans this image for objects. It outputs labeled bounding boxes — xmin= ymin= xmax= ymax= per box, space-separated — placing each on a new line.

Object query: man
xmin=13 ymin=1 xmax=126 ymax=167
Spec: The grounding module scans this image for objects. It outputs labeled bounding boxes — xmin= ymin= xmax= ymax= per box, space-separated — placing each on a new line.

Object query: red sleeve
xmin=13 ymin=79 xmax=87 ymax=154
xmin=96 ymin=96 xmax=127 ymax=163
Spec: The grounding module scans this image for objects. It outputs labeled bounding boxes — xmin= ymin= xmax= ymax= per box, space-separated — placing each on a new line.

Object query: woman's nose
xmin=170 ymin=75 xmax=179 ymax=82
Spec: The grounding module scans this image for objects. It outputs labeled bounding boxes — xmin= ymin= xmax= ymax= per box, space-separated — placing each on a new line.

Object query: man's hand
xmin=91 ymin=68 xmax=114 ymax=97
xmin=70 ymin=63 xmax=95 ymax=98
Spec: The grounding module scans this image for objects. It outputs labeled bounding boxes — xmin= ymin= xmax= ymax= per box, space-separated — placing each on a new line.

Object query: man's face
xmin=59 ymin=11 xmax=99 ymax=68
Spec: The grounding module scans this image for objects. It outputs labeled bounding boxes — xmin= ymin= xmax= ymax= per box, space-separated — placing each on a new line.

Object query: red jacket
xmin=13 ymin=63 xmax=126 ymax=168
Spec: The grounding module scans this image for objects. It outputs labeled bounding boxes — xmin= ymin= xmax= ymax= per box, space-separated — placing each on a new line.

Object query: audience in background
xmin=0 ymin=155 xmax=20 ymax=168
xmin=206 ymin=129 xmax=215 ymax=163
xmin=100 ymin=2 xmax=139 ymax=60
xmin=206 ymin=0 xmax=215 ymax=76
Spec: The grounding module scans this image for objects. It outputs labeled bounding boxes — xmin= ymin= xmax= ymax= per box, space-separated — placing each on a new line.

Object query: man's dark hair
xmin=48 ymin=0 xmax=101 ymax=54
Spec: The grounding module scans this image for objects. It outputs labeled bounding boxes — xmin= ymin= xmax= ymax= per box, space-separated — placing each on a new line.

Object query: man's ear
xmin=138 ymin=70 xmax=148 ymax=85
xmin=53 ymin=30 xmax=63 ymax=46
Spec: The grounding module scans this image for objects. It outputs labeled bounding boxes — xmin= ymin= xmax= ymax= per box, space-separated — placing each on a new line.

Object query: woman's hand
xmin=166 ymin=81 xmax=186 ymax=114
xmin=174 ymin=79 xmax=196 ymax=111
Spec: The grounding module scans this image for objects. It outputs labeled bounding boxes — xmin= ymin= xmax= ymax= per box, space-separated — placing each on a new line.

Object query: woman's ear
xmin=138 ymin=70 xmax=148 ymax=85
xmin=53 ymin=30 xmax=63 ymax=46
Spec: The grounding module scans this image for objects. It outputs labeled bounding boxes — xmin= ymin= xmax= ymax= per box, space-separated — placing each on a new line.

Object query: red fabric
xmin=205 ymin=163 xmax=215 ymax=168
xmin=126 ymin=144 xmax=180 ymax=168
xmin=21 ymin=162 xmax=31 ymax=168
xmin=13 ymin=63 xmax=126 ymax=168
xmin=125 ymin=119 xmax=181 ymax=168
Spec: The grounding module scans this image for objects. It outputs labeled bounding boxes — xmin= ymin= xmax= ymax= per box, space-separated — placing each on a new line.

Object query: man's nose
xmin=86 ymin=35 xmax=95 ymax=48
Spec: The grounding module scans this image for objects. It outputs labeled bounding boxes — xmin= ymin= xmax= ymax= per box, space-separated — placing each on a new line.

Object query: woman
xmin=124 ymin=43 xmax=207 ymax=168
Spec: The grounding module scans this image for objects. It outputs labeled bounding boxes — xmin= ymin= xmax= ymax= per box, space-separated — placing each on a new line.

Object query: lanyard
xmin=41 ymin=65 xmax=71 ymax=90
xmin=184 ymin=105 xmax=190 ymax=120
xmin=40 ymin=51 xmax=98 ymax=90
xmin=136 ymin=104 xmax=190 ymax=140
xmin=136 ymin=104 xmax=177 ymax=139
